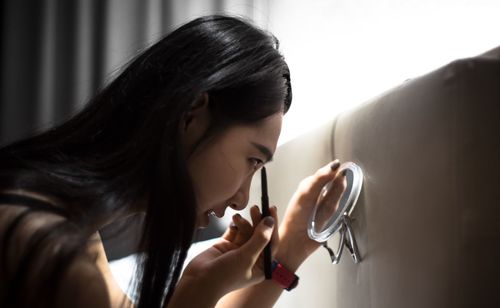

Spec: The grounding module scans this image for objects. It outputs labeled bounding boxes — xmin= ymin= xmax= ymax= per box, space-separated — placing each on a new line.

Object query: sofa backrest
xmin=268 ymin=46 xmax=500 ymax=308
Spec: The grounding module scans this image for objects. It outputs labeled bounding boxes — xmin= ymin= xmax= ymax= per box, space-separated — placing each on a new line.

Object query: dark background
xmin=0 ymin=0 xmax=258 ymax=260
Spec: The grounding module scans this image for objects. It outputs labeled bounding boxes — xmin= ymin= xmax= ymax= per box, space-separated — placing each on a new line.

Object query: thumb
xmin=240 ymin=216 xmax=275 ymax=264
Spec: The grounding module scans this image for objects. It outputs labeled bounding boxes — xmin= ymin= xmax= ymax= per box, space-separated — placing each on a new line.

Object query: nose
xmin=228 ymin=175 xmax=252 ymax=211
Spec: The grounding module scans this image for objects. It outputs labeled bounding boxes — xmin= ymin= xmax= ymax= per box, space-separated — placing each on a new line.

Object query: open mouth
xmin=197 ymin=209 xmax=219 ymax=229
xmin=197 ymin=206 xmax=228 ymax=229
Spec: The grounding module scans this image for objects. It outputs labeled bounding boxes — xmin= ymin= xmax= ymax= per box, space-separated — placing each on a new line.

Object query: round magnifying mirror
xmin=308 ymin=162 xmax=363 ymax=243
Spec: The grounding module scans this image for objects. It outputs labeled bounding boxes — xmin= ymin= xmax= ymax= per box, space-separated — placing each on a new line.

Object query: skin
xmin=180 ymin=93 xmax=282 ymax=228
xmin=0 ymin=93 xmax=347 ymax=308
xmin=168 ymin=94 xmax=348 ymax=307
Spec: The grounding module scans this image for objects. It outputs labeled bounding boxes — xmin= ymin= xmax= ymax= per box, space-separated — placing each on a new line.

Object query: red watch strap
xmin=271 ymin=260 xmax=299 ymax=291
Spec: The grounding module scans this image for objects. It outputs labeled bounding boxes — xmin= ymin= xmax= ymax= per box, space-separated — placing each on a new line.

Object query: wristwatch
xmin=271 ymin=260 xmax=299 ymax=291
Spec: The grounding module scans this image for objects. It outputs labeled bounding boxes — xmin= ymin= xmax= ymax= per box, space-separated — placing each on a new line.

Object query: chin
xmin=196 ymin=213 xmax=210 ymax=229
xmin=196 ymin=222 xmax=208 ymax=229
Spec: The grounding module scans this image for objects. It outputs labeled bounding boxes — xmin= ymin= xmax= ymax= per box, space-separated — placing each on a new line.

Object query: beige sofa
xmin=268 ymin=46 xmax=500 ymax=308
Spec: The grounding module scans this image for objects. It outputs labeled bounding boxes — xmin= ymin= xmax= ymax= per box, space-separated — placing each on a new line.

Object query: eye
xmin=249 ymin=158 xmax=264 ymax=171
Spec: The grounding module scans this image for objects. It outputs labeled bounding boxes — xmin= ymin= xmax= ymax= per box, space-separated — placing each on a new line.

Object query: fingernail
xmin=234 ymin=213 xmax=241 ymax=220
xmin=331 ymin=161 xmax=340 ymax=171
xmin=263 ymin=216 xmax=274 ymax=228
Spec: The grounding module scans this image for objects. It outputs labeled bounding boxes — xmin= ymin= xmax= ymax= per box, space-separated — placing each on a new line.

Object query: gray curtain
xmin=0 ymin=0 xmax=246 ymax=145
xmin=0 ymin=0 xmax=256 ymax=260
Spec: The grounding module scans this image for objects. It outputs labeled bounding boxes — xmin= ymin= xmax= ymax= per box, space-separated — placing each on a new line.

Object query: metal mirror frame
xmin=307 ymin=162 xmax=363 ymax=264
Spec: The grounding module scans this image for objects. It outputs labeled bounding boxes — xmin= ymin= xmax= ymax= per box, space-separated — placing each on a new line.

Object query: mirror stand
xmin=321 ymin=214 xmax=361 ymax=264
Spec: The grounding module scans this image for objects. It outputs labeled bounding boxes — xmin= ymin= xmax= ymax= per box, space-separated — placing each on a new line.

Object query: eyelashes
xmin=249 ymin=157 xmax=265 ymax=170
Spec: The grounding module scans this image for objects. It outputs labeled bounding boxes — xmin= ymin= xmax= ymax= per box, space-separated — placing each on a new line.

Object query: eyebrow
xmin=251 ymin=142 xmax=274 ymax=163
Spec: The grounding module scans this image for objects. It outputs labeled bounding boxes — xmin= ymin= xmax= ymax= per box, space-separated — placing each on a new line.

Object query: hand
xmin=180 ymin=207 xmax=279 ymax=299
xmin=277 ymin=160 xmax=347 ymax=270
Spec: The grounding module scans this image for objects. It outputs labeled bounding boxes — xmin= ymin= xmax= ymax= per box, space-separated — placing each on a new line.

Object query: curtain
xmin=0 ymin=0 xmax=257 ymax=260
xmin=0 ymin=0 xmax=253 ymax=145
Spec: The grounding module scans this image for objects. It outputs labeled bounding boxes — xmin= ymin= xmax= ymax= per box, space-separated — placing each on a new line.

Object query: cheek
xmin=187 ymin=150 xmax=244 ymax=211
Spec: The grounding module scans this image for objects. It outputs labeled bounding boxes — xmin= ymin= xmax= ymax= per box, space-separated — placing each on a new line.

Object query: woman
xmin=0 ymin=15 xmax=346 ymax=307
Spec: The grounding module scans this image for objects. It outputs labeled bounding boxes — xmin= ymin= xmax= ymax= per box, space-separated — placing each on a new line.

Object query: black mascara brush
xmin=261 ymin=166 xmax=272 ymax=279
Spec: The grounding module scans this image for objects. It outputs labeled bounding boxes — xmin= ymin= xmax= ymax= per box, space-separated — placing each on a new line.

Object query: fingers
xmin=250 ymin=205 xmax=261 ymax=226
xmin=223 ymin=205 xmax=279 ymax=262
xmin=326 ymin=170 xmax=348 ymax=200
xmin=269 ymin=206 xmax=280 ymax=256
xmin=307 ymin=159 xmax=342 ymax=197
xmin=221 ymin=221 xmax=238 ymax=242
xmin=221 ymin=213 xmax=255 ymax=245
xmin=231 ymin=214 xmax=254 ymax=246
xmin=315 ymin=171 xmax=347 ymax=229
xmin=250 ymin=205 xmax=279 ymax=253
xmin=240 ymin=216 xmax=275 ymax=265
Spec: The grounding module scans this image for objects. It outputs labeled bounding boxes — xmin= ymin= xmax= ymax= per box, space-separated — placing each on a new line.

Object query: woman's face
xmin=186 ymin=112 xmax=282 ymax=228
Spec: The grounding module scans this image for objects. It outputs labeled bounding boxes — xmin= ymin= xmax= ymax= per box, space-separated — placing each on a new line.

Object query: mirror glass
xmin=308 ymin=162 xmax=363 ymax=243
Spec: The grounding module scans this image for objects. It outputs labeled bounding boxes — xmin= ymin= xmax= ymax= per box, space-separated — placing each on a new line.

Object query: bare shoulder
xmin=0 ymin=205 xmax=112 ymax=308
xmin=0 ymin=204 xmax=67 ymax=269
xmin=54 ymin=254 xmax=112 ymax=308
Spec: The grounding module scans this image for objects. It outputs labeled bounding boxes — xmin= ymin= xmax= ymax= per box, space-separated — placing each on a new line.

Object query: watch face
xmin=308 ymin=162 xmax=364 ymax=243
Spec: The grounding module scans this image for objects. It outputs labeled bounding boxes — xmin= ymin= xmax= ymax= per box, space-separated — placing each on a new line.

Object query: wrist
xmin=275 ymin=231 xmax=307 ymax=272
xmin=270 ymin=260 xmax=300 ymax=291
xmin=168 ymin=275 xmax=221 ymax=308
xmin=275 ymin=248 xmax=303 ymax=273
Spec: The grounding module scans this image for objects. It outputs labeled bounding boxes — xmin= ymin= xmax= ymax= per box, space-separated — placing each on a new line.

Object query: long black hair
xmin=0 ymin=15 xmax=291 ymax=307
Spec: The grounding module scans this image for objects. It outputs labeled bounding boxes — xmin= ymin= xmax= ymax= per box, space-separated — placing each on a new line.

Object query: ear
xmin=180 ymin=93 xmax=211 ymax=155
xmin=183 ymin=93 xmax=210 ymax=132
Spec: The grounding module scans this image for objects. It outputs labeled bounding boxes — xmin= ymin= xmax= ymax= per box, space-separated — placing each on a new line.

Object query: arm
xmin=54 ymin=255 xmax=113 ymax=308
xmin=166 ymin=274 xmax=222 ymax=308
xmin=213 ymin=246 xmax=300 ymax=308
xmin=0 ymin=208 xmax=121 ymax=308
xmin=216 ymin=160 xmax=346 ymax=308
xmin=165 ymin=215 xmax=277 ymax=308
xmin=87 ymin=232 xmax=136 ymax=308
